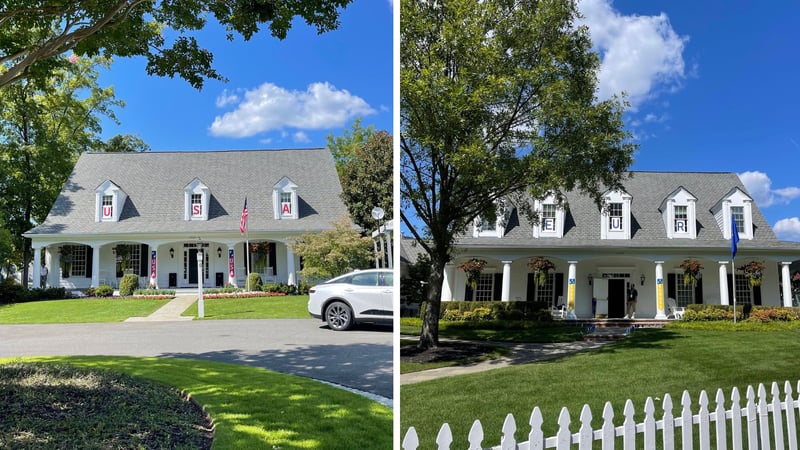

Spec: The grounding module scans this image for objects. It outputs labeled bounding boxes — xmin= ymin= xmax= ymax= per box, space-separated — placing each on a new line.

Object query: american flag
xmin=239 ymin=197 xmax=248 ymax=234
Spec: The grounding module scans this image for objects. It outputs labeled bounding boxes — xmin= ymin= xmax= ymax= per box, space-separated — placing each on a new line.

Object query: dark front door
xmin=188 ymin=249 xmax=198 ymax=284
xmin=608 ymin=279 xmax=626 ymax=318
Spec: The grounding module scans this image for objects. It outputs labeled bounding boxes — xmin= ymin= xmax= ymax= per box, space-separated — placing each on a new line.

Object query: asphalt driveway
xmin=0 ymin=318 xmax=393 ymax=402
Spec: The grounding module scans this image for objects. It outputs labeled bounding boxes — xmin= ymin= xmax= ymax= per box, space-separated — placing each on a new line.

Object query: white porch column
xmin=718 ymin=261 xmax=729 ymax=305
xmin=227 ymin=244 xmax=237 ymax=287
xmin=91 ymin=245 xmax=101 ymax=288
xmin=501 ymin=260 xmax=512 ymax=302
xmin=286 ymin=246 xmax=296 ymax=286
xmin=441 ymin=263 xmax=455 ymax=302
xmin=654 ymin=261 xmax=667 ymax=319
xmin=567 ymin=261 xmax=577 ymax=313
xmin=32 ymin=244 xmax=42 ymax=288
xmin=781 ymin=262 xmax=793 ymax=307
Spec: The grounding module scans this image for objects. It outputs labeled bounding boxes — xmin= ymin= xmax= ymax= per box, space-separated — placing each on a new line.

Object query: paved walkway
xmin=401 ymin=338 xmax=611 ymax=385
xmin=124 ymin=294 xmax=196 ymax=322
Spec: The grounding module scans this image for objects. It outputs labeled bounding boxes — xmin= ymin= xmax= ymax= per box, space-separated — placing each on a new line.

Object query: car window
xmin=380 ymin=271 xmax=393 ymax=287
xmin=326 ymin=275 xmax=351 ymax=284
xmin=351 ymin=273 xmax=379 ymax=286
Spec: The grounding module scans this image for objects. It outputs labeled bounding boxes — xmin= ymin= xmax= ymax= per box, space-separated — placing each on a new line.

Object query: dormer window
xmin=184 ymin=178 xmax=210 ymax=221
xmin=95 ymin=180 xmax=127 ymax=222
xmin=661 ymin=186 xmax=697 ymax=239
xmin=600 ymin=189 xmax=632 ymax=240
xmin=273 ymin=177 xmax=298 ymax=220
xmin=533 ymin=195 xmax=565 ymax=238
xmin=472 ymin=200 xmax=509 ymax=238
xmin=712 ymin=187 xmax=753 ymax=240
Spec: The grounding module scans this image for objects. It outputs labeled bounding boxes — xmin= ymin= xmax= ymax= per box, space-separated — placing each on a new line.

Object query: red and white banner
xmin=228 ymin=249 xmax=235 ymax=279
xmin=150 ymin=250 xmax=157 ymax=281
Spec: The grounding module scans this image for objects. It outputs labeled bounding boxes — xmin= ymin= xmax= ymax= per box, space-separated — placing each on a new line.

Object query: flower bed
xmin=203 ymin=291 xmax=288 ymax=299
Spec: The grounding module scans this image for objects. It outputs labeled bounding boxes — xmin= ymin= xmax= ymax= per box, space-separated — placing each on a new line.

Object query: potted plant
xmin=738 ymin=260 xmax=766 ymax=287
xmin=528 ymin=256 xmax=555 ymax=286
xmin=250 ymin=242 xmax=270 ymax=271
xmin=680 ymin=258 xmax=703 ymax=287
xmin=458 ymin=258 xmax=487 ymax=289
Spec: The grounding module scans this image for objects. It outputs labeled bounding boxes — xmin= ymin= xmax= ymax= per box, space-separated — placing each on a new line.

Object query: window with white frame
xmin=734 ymin=274 xmax=752 ymax=305
xmin=674 ymin=205 xmax=688 ymax=234
xmin=71 ymin=245 xmax=87 ymax=277
xmin=480 ymin=217 xmax=496 ymax=232
xmin=731 ymin=206 xmax=745 ymax=234
xmin=473 ymin=273 xmax=495 ymax=301
xmin=675 ymin=275 xmax=694 ymax=307
xmin=273 ymin=177 xmax=298 ymax=220
xmin=191 ymin=194 xmax=202 ymax=217
xmin=608 ymin=203 xmax=623 ymax=231
xmin=541 ymin=204 xmax=557 ymax=232
xmin=536 ymin=273 xmax=556 ymax=305
xmin=115 ymin=244 xmax=140 ymax=276
xmin=280 ymin=192 xmax=293 ymax=217
xmin=101 ymin=195 xmax=113 ymax=220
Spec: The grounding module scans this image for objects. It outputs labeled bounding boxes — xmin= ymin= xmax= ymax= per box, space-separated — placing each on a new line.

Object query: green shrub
xmin=204 ymin=287 xmax=241 ymax=294
xmin=118 ymin=274 xmax=139 ymax=296
xmin=95 ymin=285 xmax=114 ymax=297
xmin=84 ymin=287 xmax=96 ymax=297
xmin=133 ymin=289 xmax=175 ymax=296
xmin=247 ymin=273 xmax=263 ymax=291
xmin=745 ymin=308 xmax=799 ymax=323
xmin=262 ymin=283 xmax=285 ymax=293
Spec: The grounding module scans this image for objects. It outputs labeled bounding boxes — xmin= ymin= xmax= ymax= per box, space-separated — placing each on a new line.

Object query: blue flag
xmin=731 ymin=215 xmax=739 ymax=259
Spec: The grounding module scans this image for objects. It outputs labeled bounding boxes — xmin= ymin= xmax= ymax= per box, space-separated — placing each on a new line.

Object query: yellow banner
xmin=657 ymin=278 xmax=664 ymax=311
xmin=568 ymin=279 xmax=575 ymax=310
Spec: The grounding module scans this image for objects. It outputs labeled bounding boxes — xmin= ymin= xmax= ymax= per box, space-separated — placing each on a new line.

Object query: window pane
xmin=474 ymin=273 xmax=494 ymax=301
xmin=674 ymin=205 xmax=688 ymax=233
xmin=731 ymin=206 xmax=744 ymax=232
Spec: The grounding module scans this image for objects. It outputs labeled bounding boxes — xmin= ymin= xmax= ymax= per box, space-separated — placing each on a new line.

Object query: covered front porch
xmin=442 ymin=253 xmax=797 ymax=319
xmin=31 ymin=237 xmax=300 ymax=290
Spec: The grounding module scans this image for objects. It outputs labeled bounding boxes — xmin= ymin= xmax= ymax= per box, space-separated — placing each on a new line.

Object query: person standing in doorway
xmin=626 ymin=283 xmax=638 ymax=319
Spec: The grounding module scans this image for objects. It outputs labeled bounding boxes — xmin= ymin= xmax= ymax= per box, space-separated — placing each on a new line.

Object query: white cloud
xmin=738 ymin=171 xmax=800 ymax=208
xmin=293 ymin=131 xmax=310 ymax=143
xmin=774 ymin=218 xmax=800 ymax=242
xmin=577 ymin=0 xmax=688 ymax=109
xmin=209 ymin=82 xmax=375 ymax=138
xmin=215 ymin=89 xmax=239 ymax=108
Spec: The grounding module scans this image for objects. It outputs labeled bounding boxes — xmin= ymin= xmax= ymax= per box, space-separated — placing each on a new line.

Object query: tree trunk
xmin=418 ymin=266 xmax=444 ymax=349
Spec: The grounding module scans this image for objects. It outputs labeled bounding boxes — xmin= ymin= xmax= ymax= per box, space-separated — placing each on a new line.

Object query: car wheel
xmin=326 ymin=301 xmax=353 ymax=331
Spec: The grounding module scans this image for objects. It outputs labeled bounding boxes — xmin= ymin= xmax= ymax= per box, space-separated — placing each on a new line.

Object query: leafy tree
xmin=0 ymin=54 xmax=122 ymax=286
xmin=0 ymin=0 xmax=353 ymax=89
xmin=401 ymin=0 xmax=636 ymax=348
xmin=338 ymin=130 xmax=393 ymax=232
xmin=290 ymin=216 xmax=372 ymax=281
xmin=327 ymin=117 xmax=375 ymax=175
xmin=100 ymin=134 xmax=150 ymax=152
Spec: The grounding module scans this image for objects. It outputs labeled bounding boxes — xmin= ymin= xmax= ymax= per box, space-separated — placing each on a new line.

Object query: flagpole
xmin=245 ymin=228 xmax=250 ymax=292
xmin=731 ymin=259 xmax=736 ymax=324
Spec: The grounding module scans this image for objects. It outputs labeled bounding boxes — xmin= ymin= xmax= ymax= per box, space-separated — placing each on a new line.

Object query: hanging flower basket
xmin=793 ymin=271 xmax=800 ymax=288
xmin=680 ymin=258 xmax=703 ymax=287
xmin=738 ymin=260 xmax=766 ymax=288
xmin=458 ymin=258 xmax=487 ymax=289
xmin=528 ymin=256 xmax=555 ymax=287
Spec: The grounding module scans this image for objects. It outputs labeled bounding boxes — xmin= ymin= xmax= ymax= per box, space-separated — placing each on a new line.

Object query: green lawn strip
xmin=400 ymin=339 xmax=510 ymax=374
xmin=3 ymin=356 xmax=392 ymax=450
xmin=400 ymin=318 xmax=583 ymax=342
xmin=181 ymin=295 xmax=310 ymax=319
xmin=0 ymin=298 xmax=170 ymax=324
xmin=401 ymin=325 xmax=800 ymax=448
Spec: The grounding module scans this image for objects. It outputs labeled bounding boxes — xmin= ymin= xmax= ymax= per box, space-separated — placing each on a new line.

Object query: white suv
xmin=307 ymin=269 xmax=394 ymax=331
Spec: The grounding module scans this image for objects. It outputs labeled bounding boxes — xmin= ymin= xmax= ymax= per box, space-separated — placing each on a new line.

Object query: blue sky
xmin=579 ymin=0 xmax=800 ymax=241
xmin=98 ymin=0 xmax=393 ymax=151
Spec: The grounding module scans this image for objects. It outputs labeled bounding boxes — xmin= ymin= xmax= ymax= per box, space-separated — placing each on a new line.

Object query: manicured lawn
xmin=0 ymin=298 xmax=170 ymax=324
xmin=401 ymin=325 xmax=800 ymax=448
xmin=181 ymin=295 xmax=310 ymax=319
xmin=400 ymin=317 xmax=584 ymax=342
xmin=2 ymin=356 xmax=392 ymax=449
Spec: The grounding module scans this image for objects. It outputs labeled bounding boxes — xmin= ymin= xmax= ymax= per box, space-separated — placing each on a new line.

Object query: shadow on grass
xmin=13 ymin=356 xmax=392 ymax=450
xmin=158 ymin=342 xmax=393 ymax=400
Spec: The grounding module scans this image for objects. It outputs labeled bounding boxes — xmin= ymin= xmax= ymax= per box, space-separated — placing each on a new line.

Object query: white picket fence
xmin=403 ymin=380 xmax=800 ymax=449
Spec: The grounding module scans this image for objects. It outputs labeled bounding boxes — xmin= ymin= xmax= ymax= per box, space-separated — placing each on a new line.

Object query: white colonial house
xmin=24 ymin=149 xmax=349 ymax=290
xmin=442 ymin=171 xmax=800 ymax=319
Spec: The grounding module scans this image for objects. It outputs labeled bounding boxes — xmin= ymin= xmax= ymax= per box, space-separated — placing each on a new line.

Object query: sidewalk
xmin=401 ymin=338 xmax=611 ymax=385
xmin=124 ymin=294 xmax=197 ymax=322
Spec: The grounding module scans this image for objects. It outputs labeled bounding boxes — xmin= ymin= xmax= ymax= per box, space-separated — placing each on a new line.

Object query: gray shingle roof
xmin=26 ymin=149 xmax=348 ymax=236
xmin=460 ymin=171 xmax=800 ymax=252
